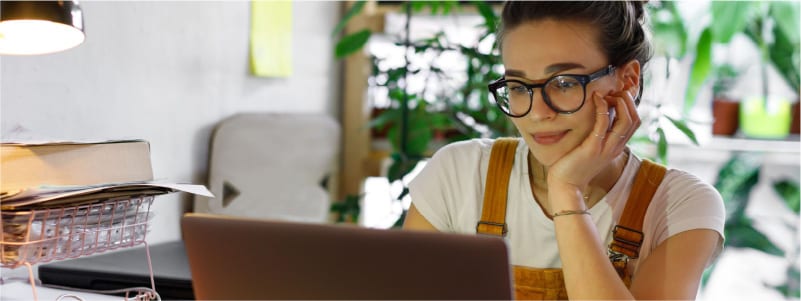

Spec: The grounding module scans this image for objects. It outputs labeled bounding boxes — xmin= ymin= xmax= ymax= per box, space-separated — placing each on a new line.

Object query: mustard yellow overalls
xmin=476 ymin=138 xmax=666 ymax=300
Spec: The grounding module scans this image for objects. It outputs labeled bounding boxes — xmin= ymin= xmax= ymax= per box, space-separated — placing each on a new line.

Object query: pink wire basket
xmin=1 ymin=196 xmax=154 ymax=269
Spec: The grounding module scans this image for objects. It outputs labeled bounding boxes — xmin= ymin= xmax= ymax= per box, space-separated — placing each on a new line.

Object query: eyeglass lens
xmin=498 ymin=75 xmax=585 ymax=116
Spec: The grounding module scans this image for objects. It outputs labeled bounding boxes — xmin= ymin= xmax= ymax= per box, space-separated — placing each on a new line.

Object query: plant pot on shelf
xmin=791 ymin=100 xmax=800 ymax=135
xmin=740 ymin=96 xmax=792 ymax=139
xmin=712 ymin=97 xmax=740 ymax=136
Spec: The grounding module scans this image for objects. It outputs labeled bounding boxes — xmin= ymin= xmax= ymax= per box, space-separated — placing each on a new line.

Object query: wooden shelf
xmin=666 ymin=135 xmax=800 ymax=167
xmin=689 ymin=135 xmax=799 ymax=153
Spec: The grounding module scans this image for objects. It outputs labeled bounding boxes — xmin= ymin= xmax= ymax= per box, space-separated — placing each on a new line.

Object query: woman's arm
xmin=552 ymin=188 xmax=721 ymax=300
xmin=403 ymin=204 xmax=439 ymax=231
xmin=629 ymin=229 xmax=721 ymax=299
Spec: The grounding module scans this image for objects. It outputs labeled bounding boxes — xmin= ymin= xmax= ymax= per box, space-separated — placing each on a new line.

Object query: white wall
xmin=0 ymin=1 xmax=341 ymax=244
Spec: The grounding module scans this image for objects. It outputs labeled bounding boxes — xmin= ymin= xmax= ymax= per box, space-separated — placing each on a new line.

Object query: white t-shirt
xmin=409 ymin=138 xmax=725 ymax=276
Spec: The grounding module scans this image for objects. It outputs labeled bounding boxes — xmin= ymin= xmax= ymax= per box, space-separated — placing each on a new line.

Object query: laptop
xmin=181 ymin=213 xmax=513 ymax=300
xmin=38 ymin=241 xmax=194 ymax=300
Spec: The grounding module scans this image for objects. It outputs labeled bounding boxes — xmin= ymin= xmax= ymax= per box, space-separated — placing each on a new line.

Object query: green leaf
xmin=656 ymin=127 xmax=667 ymax=164
xmin=387 ymin=157 xmax=403 ymax=183
xmin=715 ymin=154 xmax=761 ymax=221
xmin=428 ymin=1 xmax=440 ymax=14
xmin=368 ymin=108 xmax=399 ymax=129
xmin=388 ymin=87 xmax=407 ymax=101
xmin=701 ymin=261 xmax=717 ymax=287
xmin=335 ymin=29 xmax=371 ymax=59
xmin=773 ymin=180 xmax=800 ymax=214
xmin=392 ymin=209 xmax=407 ymax=228
xmin=441 ymin=1 xmax=458 ymax=15
xmin=649 ymin=1 xmax=688 ymax=58
xmin=774 ymin=265 xmax=800 ymax=297
xmin=684 ymin=28 xmax=713 ymax=115
xmin=769 ymin=13 xmax=800 ymax=92
xmin=428 ymin=113 xmax=453 ymax=129
xmin=771 ymin=1 xmax=800 ymax=45
xmin=387 ymin=112 xmax=433 ymax=158
xmin=331 ymin=1 xmax=366 ymax=38
xmin=474 ymin=1 xmax=497 ymax=32
xmin=664 ymin=115 xmax=699 ymax=145
xmin=406 ymin=118 xmax=434 ymax=156
xmin=330 ymin=194 xmax=362 ymax=223
xmin=386 ymin=156 xmax=420 ymax=183
xmin=411 ymin=1 xmax=427 ymax=12
xmin=725 ymin=221 xmax=783 ymax=256
xmin=711 ymin=1 xmax=754 ymax=44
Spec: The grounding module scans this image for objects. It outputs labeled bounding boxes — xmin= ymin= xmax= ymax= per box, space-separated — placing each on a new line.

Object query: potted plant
xmin=711 ymin=64 xmax=741 ymax=136
xmin=738 ymin=2 xmax=798 ymax=139
xmin=679 ymin=1 xmax=799 ymax=139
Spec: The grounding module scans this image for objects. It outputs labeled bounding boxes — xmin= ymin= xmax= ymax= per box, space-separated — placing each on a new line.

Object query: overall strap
xmin=609 ymin=159 xmax=667 ymax=283
xmin=476 ymin=138 xmax=519 ymax=237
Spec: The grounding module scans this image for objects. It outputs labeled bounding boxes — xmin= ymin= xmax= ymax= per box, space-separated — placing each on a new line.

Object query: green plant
xmin=712 ymin=64 xmax=740 ymax=100
xmin=641 ymin=1 xmax=799 ymax=161
xmin=702 ymin=153 xmax=800 ymax=299
xmin=330 ymin=194 xmax=362 ymax=224
xmin=333 ymin=1 xmax=510 ymax=226
xmin=628 ymin=1 xmax=701 ymax=164
xmin=683 ymin=1 xmax=800 ymax=113
xmin=771 ymin=178 xmax=800 ymax=298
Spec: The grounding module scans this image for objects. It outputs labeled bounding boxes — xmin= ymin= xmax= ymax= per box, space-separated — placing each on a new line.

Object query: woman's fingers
xmin=602 ymin=89 xmax=635 ymax=154
xmin=591 ymin=92 xmax=611 ymax=144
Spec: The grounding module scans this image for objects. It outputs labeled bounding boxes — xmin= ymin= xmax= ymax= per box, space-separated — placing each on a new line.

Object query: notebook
xmin=181 ymin=213 xmax=513 ymax=300
xmin=37 ymin=241 xmax=194 ymax=300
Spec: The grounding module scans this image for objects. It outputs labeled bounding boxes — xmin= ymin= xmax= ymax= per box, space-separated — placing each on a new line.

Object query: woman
xmin=403 ymin=1 xmax=725 ymax=300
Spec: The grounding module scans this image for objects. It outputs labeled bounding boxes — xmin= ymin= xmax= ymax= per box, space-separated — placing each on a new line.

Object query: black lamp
xmin=0 ymin=1 xmax=85 ymax=55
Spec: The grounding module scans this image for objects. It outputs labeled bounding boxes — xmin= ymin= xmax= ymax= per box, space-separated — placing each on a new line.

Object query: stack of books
xmin=1 ymin=139 xmax=210 ymax=210
xmin=0 ymin=139 xmax=212 ymax=267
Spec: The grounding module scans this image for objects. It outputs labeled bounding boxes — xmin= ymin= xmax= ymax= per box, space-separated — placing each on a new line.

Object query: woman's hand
xmin=545 ymin=80 xmax=641 ymax=209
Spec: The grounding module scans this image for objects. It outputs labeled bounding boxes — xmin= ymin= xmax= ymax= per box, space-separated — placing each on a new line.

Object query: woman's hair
xmin=498 ymin=1 xmax=652 ymax=69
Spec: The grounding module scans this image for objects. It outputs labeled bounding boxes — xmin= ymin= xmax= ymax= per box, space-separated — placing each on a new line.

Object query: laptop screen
xmin=181 ymin=213 xmax=513 ymax=300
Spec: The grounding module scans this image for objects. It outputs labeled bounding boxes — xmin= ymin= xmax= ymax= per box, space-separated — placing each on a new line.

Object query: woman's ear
xmin=616 ymin=59 xmax=642 ymax=105
xmin=616 ymin=59 xmax=641 ymax=90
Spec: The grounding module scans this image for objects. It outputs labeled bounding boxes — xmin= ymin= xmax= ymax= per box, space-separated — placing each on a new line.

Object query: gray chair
xmin=194 ymin=113 xmax=340 ymax=223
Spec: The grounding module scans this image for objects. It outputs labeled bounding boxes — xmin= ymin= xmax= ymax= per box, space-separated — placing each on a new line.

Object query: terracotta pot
xmin=712 ymin=98 xmax=740 ymax=136
xmin=791 ymin=100 xmax=800 ymax=135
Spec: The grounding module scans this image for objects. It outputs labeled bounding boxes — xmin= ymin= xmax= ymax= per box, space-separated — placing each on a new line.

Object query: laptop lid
xmin=181 ymin=213 xmax=513 ymax=300
xmin=38 ymin=241 xmax=194 ymax=300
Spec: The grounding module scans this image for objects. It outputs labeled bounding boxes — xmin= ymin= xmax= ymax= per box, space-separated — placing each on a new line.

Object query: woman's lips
xmin=531 ymin=130 xmax=568 ymax=145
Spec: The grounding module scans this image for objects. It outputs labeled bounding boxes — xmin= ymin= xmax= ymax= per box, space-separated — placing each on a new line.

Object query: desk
xmin=1 ymin=281 xmax=123 ymax=301
xmin=1 ymin=267 xmax=133 ymax=301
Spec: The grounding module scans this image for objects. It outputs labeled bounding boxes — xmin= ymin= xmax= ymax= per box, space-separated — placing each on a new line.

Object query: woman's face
xmin=501 ymin=19 xmax=619 ymax=166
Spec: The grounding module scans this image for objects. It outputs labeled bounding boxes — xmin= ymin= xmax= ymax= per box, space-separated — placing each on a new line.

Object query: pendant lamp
xmin=0 ymin=1 xmax=85 ymax=55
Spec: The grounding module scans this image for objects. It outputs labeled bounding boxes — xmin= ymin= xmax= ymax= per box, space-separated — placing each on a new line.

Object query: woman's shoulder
xmin=654 ymin=166 xmax=725 ymax=220
xmin=626 ymin=155 xmax=721 ymax=202
xmin=430 ymin=137 xmax=498 ymax=161
xmin=622 ymin=155 xmax=723 ymax=213
xmin=662 ymin=168 xmax=722 ymax=200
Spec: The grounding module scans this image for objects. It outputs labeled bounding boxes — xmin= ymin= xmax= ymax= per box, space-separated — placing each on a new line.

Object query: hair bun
xmin=631 ymin=1 xmax=647 ymax=23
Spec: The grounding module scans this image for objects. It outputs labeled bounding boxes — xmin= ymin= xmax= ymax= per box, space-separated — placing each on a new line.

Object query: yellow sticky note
xmin=250 ymin=0 xmax=292 ymax=77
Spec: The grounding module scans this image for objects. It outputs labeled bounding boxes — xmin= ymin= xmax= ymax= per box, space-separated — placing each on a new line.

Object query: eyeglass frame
xmin=487 ymin=65 xmax=616 ymax=117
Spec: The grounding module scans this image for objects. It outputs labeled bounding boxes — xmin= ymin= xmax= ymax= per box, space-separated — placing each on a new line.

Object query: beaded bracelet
xmin=552 ymin=209 xmax=591 ymax=217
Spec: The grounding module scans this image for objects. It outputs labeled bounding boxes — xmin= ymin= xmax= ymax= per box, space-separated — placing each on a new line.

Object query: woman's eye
xmin=551 ymin=78 xmax=579 ymax=90
xmin=508 ymin=85 xmax=528 ymax=94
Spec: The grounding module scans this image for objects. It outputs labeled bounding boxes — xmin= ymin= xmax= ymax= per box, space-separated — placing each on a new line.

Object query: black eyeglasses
xmin=488 ymin=65 xmax=615 ymax=117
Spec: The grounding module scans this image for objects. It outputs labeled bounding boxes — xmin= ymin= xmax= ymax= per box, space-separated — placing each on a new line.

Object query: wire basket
xmin=1 ymin=196 xmax=154 ymax=269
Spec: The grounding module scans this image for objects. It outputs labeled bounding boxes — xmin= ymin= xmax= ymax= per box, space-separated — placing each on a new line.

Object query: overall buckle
xmin=476 ymin=221 xmax=507 ymax=237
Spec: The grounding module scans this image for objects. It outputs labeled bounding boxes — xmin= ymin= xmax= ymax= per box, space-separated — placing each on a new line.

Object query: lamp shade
xmin=0 ymin=1 xmax=85 ymax=55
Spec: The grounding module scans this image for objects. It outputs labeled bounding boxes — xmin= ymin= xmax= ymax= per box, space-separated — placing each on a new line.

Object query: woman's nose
xmin=525 ymin=90 xmax=556 ymax=120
